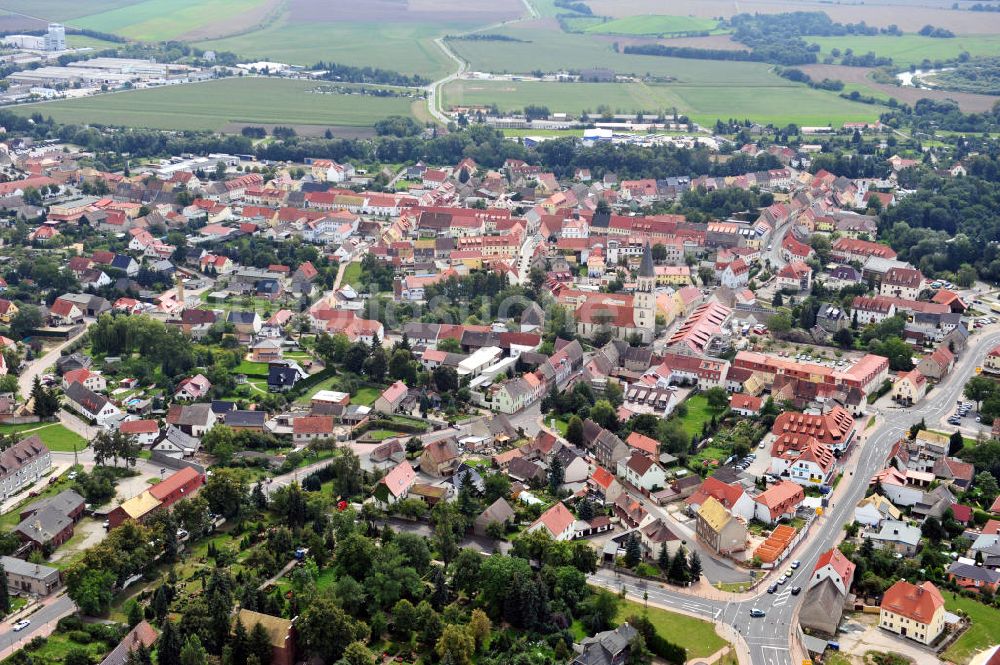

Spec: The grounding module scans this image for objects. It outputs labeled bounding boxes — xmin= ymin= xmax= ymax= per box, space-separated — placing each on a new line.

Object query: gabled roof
xmin=531 ymin=501 xmax=575 ymax=537
xmin=881 ymin=580 xmax=944 ymax=623
xmin=814 ymin=547 xmax=856 ymax=584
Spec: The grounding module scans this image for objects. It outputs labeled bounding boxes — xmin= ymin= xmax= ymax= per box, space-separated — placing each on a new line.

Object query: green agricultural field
xmin=0 ymin=0 xmax=143 ymax=21
xmin=447 ymin=26 xmax=771 ymax=80
xmin=72 ymin=0 xmax=270 ymax=41
xmin=197 ymin=20 xmax=467 ymax=79
xmin=581 ymin=14 xmax=726 ymax=36
xmin=66 ymin=34 xmax=123 ymax=50
xmin=443 ymin=78 xmax=882 ymax=127
xmin=809 ymin=33 xmax=1000 ymax=68
xmin=14 ymin=78 xmax=417 ymax=131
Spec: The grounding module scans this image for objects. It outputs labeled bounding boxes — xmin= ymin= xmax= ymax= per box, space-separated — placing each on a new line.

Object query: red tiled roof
xmin=149 ymin=467 xmax=201 ymax=501
xmin=881 ymin=580 xmax=944 ymax=623
xmin=532 ymin=501 xmax=575 ymax=537
xmin=120 ymin=419 xmax=159 ymax=435
xmin=814 ymin=547 xmax=856 ymax=583
xmin=293 ymin=415 xmax=334 ymax=435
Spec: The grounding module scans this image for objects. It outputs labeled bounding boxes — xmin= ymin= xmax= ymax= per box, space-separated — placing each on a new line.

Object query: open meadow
xmin=13 ymin=77 xmax=418 ymax=132
xmin=809 ymin=33 xmax=1000 ymax=67
xmin=567 ymin=14 xmax=728 ymax=36
xmin=444 ymin=77 xmax=883 ymax=127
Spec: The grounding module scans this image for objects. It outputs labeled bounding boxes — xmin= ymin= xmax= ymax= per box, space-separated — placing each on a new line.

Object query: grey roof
xmin=65 ymin=382 xmax=109 ymax=414
xmin=575 ymin=624 xmax=639 ymax=665
xmin=268 ymin=365 xmax=299 ymax=387
xmin=228 ymin=311 xmax=258 ymax=325
xmin=476 ymin=497 xmax=515 ymax=527
xmin=799 ymin=577 xmax=847 ymax=637
xmin=224 ymin=410 xmax=267 ymax=427
xmin=0 ymin=555 xmax=58 ymax=580
xmin=21 ymin=489 xmax=84 ymax=519
xmin=0 ymin=436 xmax=49 ymax=477
xmin=16 ymin=506 xmax=71 ymax=544
xmin=947 ymin=561 xmax=1000 ymax=584
xmin=160 ymin=425 xmax=200 ymax=452
xmin=872 ymin=520 xmax=921 ymax=547
xmin=167 ymin=403 xmax=214 ymax=427
xmin=638 ymin=242 xmax=655 ymax=278
xmin=521 ymin=302 xmax=545 ymax=326
xmin=451 ymin=463 xmax=485 ymax=492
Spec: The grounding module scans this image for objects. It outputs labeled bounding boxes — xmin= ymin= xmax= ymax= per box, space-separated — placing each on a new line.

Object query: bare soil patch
xmin=800 ymin=63 xmax=1000 ymax=111
xmin=613 ymin=33 xmax=746 ymax=51
xmin=0 ymin=13 xmax=46 ymax=32
xmin=286 ymin=0 xmax=521 ymax=24
xmin=587 ymin=0 xmax=1000 ymax=33
xmin=179 ymin=0 xmax=285 ymax=41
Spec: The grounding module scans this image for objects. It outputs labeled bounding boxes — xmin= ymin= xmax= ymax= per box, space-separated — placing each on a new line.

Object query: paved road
xmin=591 ymin=327 xmax=1000 ymax=665
xmin=17 ymin=326 xmax=91 ymax=397
xmin=0 ymin=595 xmax=76 ymax=660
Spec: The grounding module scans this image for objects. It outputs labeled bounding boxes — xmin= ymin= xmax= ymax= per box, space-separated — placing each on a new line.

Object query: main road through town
xmin=591 ymin=327 xmax=1000 ymax=665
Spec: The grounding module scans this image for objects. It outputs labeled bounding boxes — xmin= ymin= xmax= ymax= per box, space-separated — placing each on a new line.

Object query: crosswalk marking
xmin=771 ymin=591 xmax=791 ymax=607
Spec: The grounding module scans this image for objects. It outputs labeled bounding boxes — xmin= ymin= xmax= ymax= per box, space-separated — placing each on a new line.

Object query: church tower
xmin=633 ymin=243 xmax=656 ymax=341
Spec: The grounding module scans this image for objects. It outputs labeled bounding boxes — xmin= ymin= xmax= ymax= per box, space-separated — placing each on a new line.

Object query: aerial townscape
xmin=0 ymin=2 xmax=1000 ymax=665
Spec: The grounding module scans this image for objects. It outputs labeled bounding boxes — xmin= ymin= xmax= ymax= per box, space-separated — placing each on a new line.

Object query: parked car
xmin=767 ymin=584 xmax=777 ymax=594
xmin=790 ymin=586 xmax=802 ymax=595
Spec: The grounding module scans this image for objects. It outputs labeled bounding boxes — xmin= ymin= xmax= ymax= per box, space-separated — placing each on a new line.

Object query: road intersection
xmin=592 ymin=326 xmax=1000 ymax=665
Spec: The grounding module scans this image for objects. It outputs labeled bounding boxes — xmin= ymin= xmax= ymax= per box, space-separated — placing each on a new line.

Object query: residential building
xmin=474 ymin=498 xmax=516 ymax=537
xmin=868 ymin=519 xmax=922 ymax=556
xmin=420 ymin=438 xmax=460 ymax=477
xmin=753 ymin=480 xmax=805 ymax=524
xmin=107 ymin=467 xmax=205 ymax=529
xmin=374 ymin=461 xmax=416 ymax=507
xmin=235 ymin=609 xmax=297 ymax=665
xmin=854 ymin=494 xmax=901 ymax=527
xmin=165 ymin=403 xmax=215 ymax=437
xmin=99 ymin=621 xmax=158 ymax=665
xmin=118 ymin=419 xmax=160 ymax=447
xmin=879 ymin=580 xmax=945 ymax=646
xmin=616 ymin=453 xmax=668 ymax=492
xmin=892 ymin=369 xmax=927 ymax=406
xmin=0 ymin=555 xmax=60 ymax=597
xmin=373 ymin=380 xmax=409 ymax=415
xmin=527 ymin=502 xmax=576 ymax=541
xmin=0 ymin=436 xmax=52 ymax=499
xmin=292 ymin=415 xmax=334 ymax=444
xmin=572 ymin=624 xmax=639 ymax=665
xmin=64 ymin=382 xmax=122 ymax=427
xmin=696 ymin=496 xmax=748 ymax=554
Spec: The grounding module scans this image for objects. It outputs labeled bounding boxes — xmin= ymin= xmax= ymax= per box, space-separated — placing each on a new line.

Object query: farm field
xmin=809 ymin=33 xmax=1000 ymax=67
xmin=585 ymin=0 xmax=1000 ymax=34
xmin=799 ymin=63 xmax=1000 ymax=112
xmin=0 ymin=0 xmax=143 ymax=21
xmin=569 ymin=14 xmax=727 ymax=36
xmin=72 ymin=0 xmax=272 ymax=41
xmin=14 ymin=78 xmax=417 ymax=132
xmin=196 ymin=20 xmax=465 ymax=79
xmin=443 ymin=78 xmax=883 ymax=126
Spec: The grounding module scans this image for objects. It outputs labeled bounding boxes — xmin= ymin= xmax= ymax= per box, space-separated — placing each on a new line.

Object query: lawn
xmin=235 ymin=359 xmax=270 ymax=377
xmin=0 ymin=423 xmax=86 ymax=452
xmin=342 ymin=262 xmax=363 ymax=289
xmin=443 ymin=78 xmax=882 ymax=127
xmin=577 ymin=14 xmax=727 ymax=36
xmin=16 ymin=78 xmax=419 ymax=132
xmin=676 ymin=394 xmax=723 ymax=439
xmin=73 ymin=0 xmax=270 ymax=41
xmin=809 ymin=34 xmax=1000 ymax=68
xmin=196 ymin=20 xmax=470 ymax=79
xmin=615 ymin=598 xmax=726 ymax=660
xmin=351 ymin=386 xmax=381 ymax=406
xmin=8 ymin=628 xmax=112 ymax=664
xmin=942 ymin=594 xmax=1000 ymax=664
xmin=366 ymin=429 xmax=405 ymax=441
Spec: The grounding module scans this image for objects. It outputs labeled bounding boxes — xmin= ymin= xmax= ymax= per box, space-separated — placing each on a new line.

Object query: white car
xmin=13 ymin=619 xmax=30 ymax=632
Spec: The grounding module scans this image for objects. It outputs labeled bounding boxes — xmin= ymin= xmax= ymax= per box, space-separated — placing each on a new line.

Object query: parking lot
xmin=946 ymin=400 xmax=977 ymax=428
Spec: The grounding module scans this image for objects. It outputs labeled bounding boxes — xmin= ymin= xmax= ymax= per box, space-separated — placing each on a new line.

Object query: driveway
xmin=17 ymin=324 xmax=91 ymax=396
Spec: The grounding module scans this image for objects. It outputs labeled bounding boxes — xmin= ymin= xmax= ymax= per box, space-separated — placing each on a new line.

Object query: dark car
xmin=750 ymin=609 xmax=766 ymax=618
xmin=767 ymin=584 xmax=778 ymax=594
xmin=790 ymin=586 xmax=802 ymax=595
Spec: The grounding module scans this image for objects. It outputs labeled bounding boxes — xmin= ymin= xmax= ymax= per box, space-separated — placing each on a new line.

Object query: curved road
xmin=592 ymin=326 xmax=1000 ymax=665
xmin=425 ymin=0 xmax=539 ymax=125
